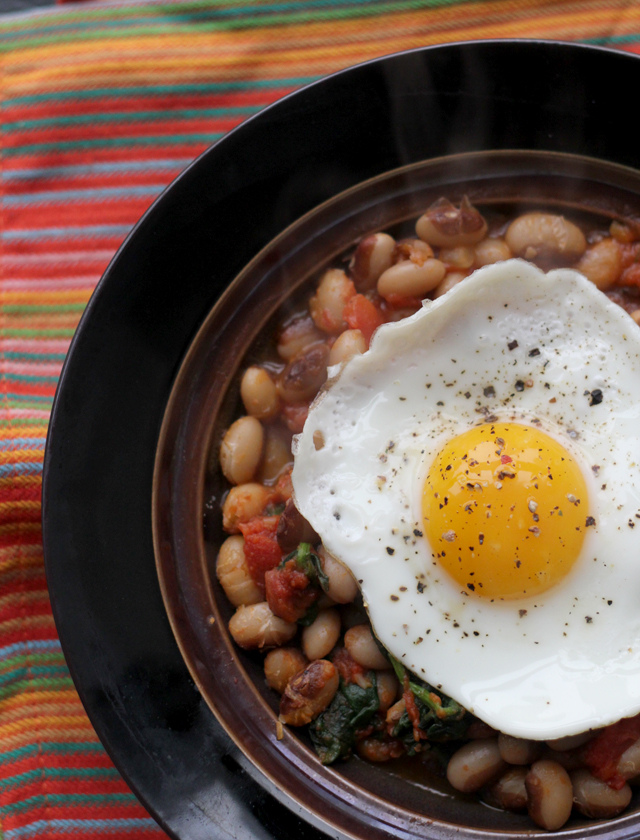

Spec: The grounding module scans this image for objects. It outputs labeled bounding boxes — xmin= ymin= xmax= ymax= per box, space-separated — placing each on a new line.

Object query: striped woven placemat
xmin=1 ymin=1 xmax=640 ymax=838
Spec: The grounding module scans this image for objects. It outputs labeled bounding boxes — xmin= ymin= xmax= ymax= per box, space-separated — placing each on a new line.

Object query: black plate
xmin=43 ymin=40 xmax=640 ymax=840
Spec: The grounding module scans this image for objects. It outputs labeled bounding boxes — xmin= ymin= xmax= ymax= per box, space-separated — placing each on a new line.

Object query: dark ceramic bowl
xmin=43 ymin=40 xmax=640 ymax=840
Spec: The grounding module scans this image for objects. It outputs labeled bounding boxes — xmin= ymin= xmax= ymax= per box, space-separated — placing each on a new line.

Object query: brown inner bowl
xmin=153 ymin=150 xmax=640 ymax=839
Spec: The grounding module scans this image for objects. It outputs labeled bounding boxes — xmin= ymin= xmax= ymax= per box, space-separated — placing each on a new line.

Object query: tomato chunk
xmin=343 ymin=294 xmax=384 ymax=345
xmin=265 ymin=559 xmax=317 ymax=623
xmin=239 ymin=515 xmax=282 ymax=589
xmin=582 ymin=712 xmax=640 ymax=789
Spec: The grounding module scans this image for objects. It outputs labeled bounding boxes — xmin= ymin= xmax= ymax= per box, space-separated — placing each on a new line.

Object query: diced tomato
xmin=343 ymin=293 xmax=384 ymax=345
xmin=264 ymin=559 xmax=317 ymax=623
xmin=620 ymin=262 xmax=640 ymax=288
xmin=239 ymin=515 xmax=282 ymax=589
xmin=380 ymin=292 xmax=423 ymax=312
xmin=273 ymin=464 xmax=293 ymax=502
xmin=581 ymin=712 xmax=640 ymax=789
xmin=281 ymin=401 xmax=310 ymax=433
xmin=402 ymin=673 xmax=425 ymax=742
xmin=332 ymin=647 xmax=368 ymax=685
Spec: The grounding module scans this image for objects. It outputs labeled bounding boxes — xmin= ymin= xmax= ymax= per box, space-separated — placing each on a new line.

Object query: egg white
xmin=292 ymin=259 xmax=640 ymax=740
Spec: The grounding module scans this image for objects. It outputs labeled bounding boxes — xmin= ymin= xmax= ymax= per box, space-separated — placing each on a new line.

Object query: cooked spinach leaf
xmin=280 ymin=542 xmax=330 ymax=593
xmin=310 ymin=675 xmax=379 ymax=765
xmin=388 ymin=655 xmax=469 ymax=751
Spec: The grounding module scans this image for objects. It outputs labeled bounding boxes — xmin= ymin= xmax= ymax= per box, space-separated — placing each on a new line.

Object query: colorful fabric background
xmin=1 ymin=1 xmax=640 ymax=838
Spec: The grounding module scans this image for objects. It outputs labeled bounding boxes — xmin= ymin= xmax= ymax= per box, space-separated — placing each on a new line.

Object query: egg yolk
xmin=422 ymin=422 xmax=590 ymax=600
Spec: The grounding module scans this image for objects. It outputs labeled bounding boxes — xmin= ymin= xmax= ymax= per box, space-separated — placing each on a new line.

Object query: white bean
xmin=416 ymin=196 xmax=488 ymax=247
xmin=279 ymin=659 xmax=339 ymax=726
xmin=474 ymin=236 xmax=511 ymax=266
xmin=617 ymin=734 xmax=640 ymax=779
xmin=302 ymin=608 xmax=341 ymax=661
xmin=256 ymin=425 xmax=292 ymax=484
xmin=277 ymin=315 xmax=323 ymax=360
xmin=484 ymin=766 xmax=528 ymax=811
xmin=264 ymin=647 xmax=307 ymax=694
xmin=376 ymin=670 xmax=399 ymax=712
xmin=228 ymin=602 xmax=297 ymax=650
xmin=498 ymin=733 xmax=542 ymax=765
xmin=545 ymin=731 xmax=595 ymax=752
xmin=319 ymin=546 xmax=359 ymax=604
xmin=525 ymin=759 xmax=573 ymax=831
xmin=216 ymin=535 xmax=262 ymax=607
xmin=377 ymin=258 xmax=445 ymax=300
xmin=219 ymin=415 xmax=264 ymax=485
xmin=433 ymin=271 xmax=466 ymax=298
xmin=344 ymin=624 xmax=389 ymax=670
xmin=505 ymin=212 xmax=586 ymax=262
xmin=309 ymin=268 xmax=355 ymax=333
xmin=350 ymin=232 xmax=396 ymax=291
xmin=439 ymin=245 xmax=475 ymax=270
xmin=446 ymin=739 xmax=506 ymax=793
xmin=240 ymin=366 xmax=280 ymax=421
xmin=575 ymin=237 xmax=622 ymax=290
xmin=571 ymin=768 xmax=632 ymax=819
xmin=328 ymin=329 xmax=366 ymax=366
xmin=221 ymin=483 xmax=272 ymax=533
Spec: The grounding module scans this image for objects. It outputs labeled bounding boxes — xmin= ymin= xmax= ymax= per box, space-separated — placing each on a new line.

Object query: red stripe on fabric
xmin=4 ymin=145 xmax=212 ymax=170
xmin=5 ymin=117 xmax=245 ymax=147
xmin=6 ymin=89 xmax=291 ymax=121
xmin=5 ymin=201 xmax=154 ymax=228
xmin=4 ymin=171 xmax=183 ymax=196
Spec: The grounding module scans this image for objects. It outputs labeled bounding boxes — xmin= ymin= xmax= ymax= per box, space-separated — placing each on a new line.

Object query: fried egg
xmin=292 ymin=258 xmax=640 ymax=740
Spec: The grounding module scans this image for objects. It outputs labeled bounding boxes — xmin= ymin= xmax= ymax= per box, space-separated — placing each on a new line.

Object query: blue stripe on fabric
xmin=1 ymin=78 xmax=312 ymax=107
xmin=5 ymin=818 xmax=163 ymax=839
xmin=0 ymin=438 xmax=46 ymax=451
xmin=1 ymin=224 xmax=132 ymax=241
xmin=0 ymin=640 xmax=61 ymax=662
xmin=2 ymin=106 xmax=259 ymax=132
xmin=0 ymin=463 xmax=43 ymax=477
xmin=3 ymin=185 xmax=165 ymax=207
xmin=2 ymin=134 xmax=224 ymax=155
xmin=2 ymin=159 xmax=193 ymax=181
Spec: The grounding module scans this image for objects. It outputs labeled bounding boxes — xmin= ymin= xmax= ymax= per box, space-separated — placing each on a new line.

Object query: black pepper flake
xmin=417 ymin=582 xmax=425 ymax=593
xmin=386 ymin=546 xmax=395 ymax=555
xmin=390 ymin=595 xmax=399 ymax=601
xmin=519 ymin=609 xmax=528 ymax=617
xmin=483 ymin=385 xmax=496 ymax=398
xmin=436 ymin=400 xmax=444 ymax=406
xmin=467 ymin=583 xmax=475 ymax=591
xmin=586 ymin=516 xmax=596 ymax=527
xmin=587 ymin=389 xmax=603 ymax=406
xmin=528 ymin=348 xmax=540 ymax=357
xmin=478 ymin=533 xmax=484 ymax=545
xmin=515 ymin=380 xmax=525 ymax=392
xmin=413 ymin=528 xmax=423 ymax=537
xmin=585 ymin=616 xmax=593 ymax=624
xmin=508 ymin=339 xmax=519 ymax=351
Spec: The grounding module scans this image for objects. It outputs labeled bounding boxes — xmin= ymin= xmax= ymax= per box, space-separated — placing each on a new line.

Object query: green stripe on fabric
xmin=0 ymin=330 xmax=77 ymax=339
xmin=2 ymin=305 xmax=87 ymax=315
xmin=0 ymin=666 xmax=70 ymax=688
xmin=4 ymin=353 xmax=68 ymax=363
xmin=1 ymin=743 xmax=108 ymax=764
xmin=3 ymin=107 xmax=260 ymax=132
xmin=0 ymin=768 xmax=118 ymax=795
xmin=0 ymin=676 xmax=73 ymax=698
xmin=2 ymin=135 xmax=222 ymax=157
xmin=2 ymin=794 xmax=135 ymax=817
xmin=3 ymin=80 xmax=310 ymax=108
xmin=0 ymin=0 xmax=468 ymax=41
xmin=0 ymin=653 xmax=64 ymax=672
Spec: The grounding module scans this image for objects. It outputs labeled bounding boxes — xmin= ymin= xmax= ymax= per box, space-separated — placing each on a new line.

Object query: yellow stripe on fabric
xmin=0 ymin=293 xmax=94 ymax=307
xmin=0 ymin=521 xmax=42 ymax=540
